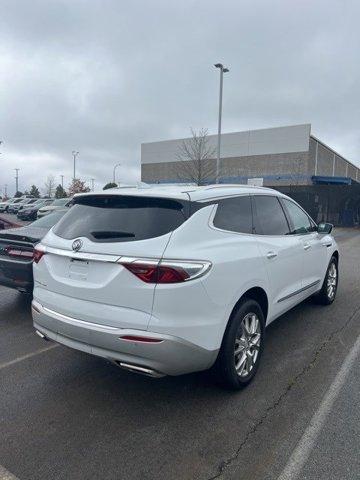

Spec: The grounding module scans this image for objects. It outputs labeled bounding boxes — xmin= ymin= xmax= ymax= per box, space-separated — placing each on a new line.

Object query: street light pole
xmin=14 ymin=168 xmax=20 ymax=194
xmin=60 ymin=175 xmax=64 ymax=189
xmin=90 ymin=178 xmax=95 ymax=191
xmin=214 ymin=63 xmax=229 ymax=184
xmin=113 ymin=163 xmax=121 ymax=184
xmin=72 ymin=151 xmax=79 ymax=181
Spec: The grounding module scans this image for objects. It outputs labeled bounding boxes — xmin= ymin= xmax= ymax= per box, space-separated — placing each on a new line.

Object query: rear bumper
xmin=0 ymin=258 xmax=33 ymax=292
xmin=32 ymin=300 xmax=218 ymax=376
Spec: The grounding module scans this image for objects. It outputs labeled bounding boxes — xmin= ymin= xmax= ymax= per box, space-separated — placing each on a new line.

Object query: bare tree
xmin=173 ymin=128 xmax=216 ymax=185
xmin=44 ymin=174 xmax=56 ymax=197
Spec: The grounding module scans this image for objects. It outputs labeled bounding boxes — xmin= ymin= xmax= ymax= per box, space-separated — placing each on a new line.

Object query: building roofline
xmin=142 ymin=123 xmax=312 ymax=146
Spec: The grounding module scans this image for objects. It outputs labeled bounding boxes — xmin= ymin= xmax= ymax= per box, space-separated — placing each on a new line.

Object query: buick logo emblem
xmin=72 ymin=239 xmax=83 ymax=252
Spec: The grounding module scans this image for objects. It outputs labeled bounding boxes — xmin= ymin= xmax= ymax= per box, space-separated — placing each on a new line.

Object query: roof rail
xmin=204 ymin=184 xmax=270 ymax=190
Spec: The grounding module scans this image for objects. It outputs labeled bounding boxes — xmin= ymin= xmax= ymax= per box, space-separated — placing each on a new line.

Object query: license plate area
xmin=69 ymin=258 xmax=89 ymax=281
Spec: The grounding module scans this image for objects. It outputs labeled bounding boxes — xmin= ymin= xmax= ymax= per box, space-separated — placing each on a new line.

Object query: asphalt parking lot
xmin=1 ymin=228 xmax=360 ymax=480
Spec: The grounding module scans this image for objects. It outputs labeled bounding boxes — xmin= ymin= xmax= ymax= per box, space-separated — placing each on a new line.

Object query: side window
xmin=281 ymin=199 xmax=313 ymax=234
xmin=253 ymin=195 xmax=290 ymax=235
xmin=213 ymin=196 xmax=253 ymax=234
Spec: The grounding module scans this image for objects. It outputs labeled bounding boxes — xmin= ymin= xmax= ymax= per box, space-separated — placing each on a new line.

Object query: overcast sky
xmin=1 ymin=0 xmax=359 ymax=196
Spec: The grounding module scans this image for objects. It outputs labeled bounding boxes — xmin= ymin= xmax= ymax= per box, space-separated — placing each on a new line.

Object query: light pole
xmin=14 ymin=168 xmax=20 ymax=195
xmin=60 ymin=175 xmax=64 ymax=189
xmin=214 ymin=63 xmax=229 ymax=184
xmin=72 ymin=151 xmax=79 ymax=181
xmin=90 ymin=178 xmax=95 ymax=191
xmin=113 ymin=163 xmax=121 ymax=184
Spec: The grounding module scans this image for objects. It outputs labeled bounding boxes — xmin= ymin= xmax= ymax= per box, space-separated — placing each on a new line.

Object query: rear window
xmin=53 ymin=195 xmax=190 ymax=242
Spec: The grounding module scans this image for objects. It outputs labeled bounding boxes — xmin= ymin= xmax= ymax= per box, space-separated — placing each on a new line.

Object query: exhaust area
xmin=114 ymin=361 xmax=164 ymax=378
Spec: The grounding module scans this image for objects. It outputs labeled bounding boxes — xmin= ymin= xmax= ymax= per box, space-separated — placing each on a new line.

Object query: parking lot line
xmin=0 ymin=344 xmax=58 ymax=371
xmin=0 ymin=464 xmax=19 ymax=480
xmin=277 ymin=332 xmax=360 ymax=480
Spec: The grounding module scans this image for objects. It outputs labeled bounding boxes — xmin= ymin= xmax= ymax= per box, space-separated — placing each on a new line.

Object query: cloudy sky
xmin=1 ymin=0 xmax=359 ymax=196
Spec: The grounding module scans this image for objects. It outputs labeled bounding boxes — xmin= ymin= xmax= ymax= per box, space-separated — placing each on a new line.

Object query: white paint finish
xmin=0 ymin=344 xmax=58 ymax=370
xmin=141 ymin=124 xmax=311 ymax=164
xmin=32 ymin=187 xmax=337 ymax=374
xmin=0 ymin=465 xmax=19 ymax=480
xmin=277 ymin=332 xmax=360 ymax=480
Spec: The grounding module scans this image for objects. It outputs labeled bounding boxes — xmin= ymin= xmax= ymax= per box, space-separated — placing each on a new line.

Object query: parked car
xmin=37 ymin=197 xmax=72 ymax=218
xmin=0 ymin=210 xmax=67 ymax=293
xmin=6 ymin=198 xmax=28 ymax=214
xmin=10 ymin=197 xmax=40 ymax=214
xmin=0 ymin=215 xmax=21 ymax=230
xmin=17 ymin=199 xmax=54 ymax=221
xmin=0 ymin=198 xmax=14 ymax=213
xmin=32 ymin=185 xmax=338 ymax=389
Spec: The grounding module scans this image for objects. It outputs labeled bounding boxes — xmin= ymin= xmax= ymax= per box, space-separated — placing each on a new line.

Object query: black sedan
xmin=17 ymin=199 xmax=54 ymax=221
xmin=0 ymin=210 xmax=67 ymax=293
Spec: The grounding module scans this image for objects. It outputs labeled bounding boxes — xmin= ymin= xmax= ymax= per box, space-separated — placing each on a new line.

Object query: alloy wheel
xmin=327 ymin=262 xmax=337 ymax=300
xmin=234 ymin=313 xmax=261 ymax=377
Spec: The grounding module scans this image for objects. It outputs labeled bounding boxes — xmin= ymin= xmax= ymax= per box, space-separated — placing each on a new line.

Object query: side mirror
xmin=318 ymin=222 xmax=333 ymax=234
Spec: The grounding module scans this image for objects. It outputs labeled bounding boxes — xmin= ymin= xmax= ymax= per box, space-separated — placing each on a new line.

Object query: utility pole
xmin=4 ymin=184 xmax=8 ymax=198
xmin=72 ymin=151 xmax=79 ymax=181
xmin=14 ymin=168 xmax=20 ymax=195
xmin=214 ymin=63 xmax=229 ymax=184
xmin=90 ymin=178 xmax=95 ymax=191
xmin=60 ymin=175 xmax=64 ymax=189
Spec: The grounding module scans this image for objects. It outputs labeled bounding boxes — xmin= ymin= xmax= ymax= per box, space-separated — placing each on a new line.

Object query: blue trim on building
xmin=312 ymin=175 xmax=352 ymax=185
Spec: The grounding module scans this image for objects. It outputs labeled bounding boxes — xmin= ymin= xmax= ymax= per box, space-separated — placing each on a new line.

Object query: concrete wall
xmin=142 ymin=124 xmax=311 ymax=165
xmin=141 ymin=151 xmax=312 ymax=186
xmin=142 ymin=125 xmax=360 ymax=185
xmin=309 ymin=136 xmax=359 ymax=181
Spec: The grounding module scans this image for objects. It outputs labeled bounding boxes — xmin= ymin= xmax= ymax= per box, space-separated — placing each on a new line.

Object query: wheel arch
xmin=230 ymin=287 xmax=269 ymax=324
xmin=332 ymin=250 xmax=339 ymax=263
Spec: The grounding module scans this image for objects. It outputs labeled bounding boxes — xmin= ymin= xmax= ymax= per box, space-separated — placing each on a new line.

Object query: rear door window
xmin=213 ymin=196 xmax=253 ymax=234
xmin=252 ymin=195 xmax=290 ymax=235
xmin=53 ymin=195 xmax=190 ymax=242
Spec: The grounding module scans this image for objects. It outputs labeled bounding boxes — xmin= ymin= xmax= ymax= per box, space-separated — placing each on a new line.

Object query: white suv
xmin=32 ymin=185 xmax=338 ymax=389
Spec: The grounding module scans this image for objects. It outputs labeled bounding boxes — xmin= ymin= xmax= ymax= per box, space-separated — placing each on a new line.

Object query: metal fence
xmin=275 ymin=184 xmax=360 ymax=227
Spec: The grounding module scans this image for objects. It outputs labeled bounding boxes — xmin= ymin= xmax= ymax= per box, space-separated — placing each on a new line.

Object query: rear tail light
xmin=119 ymin=258 xmax=211 ymax=284
xmin=5 ymin=247 xmax=34 ymax=260
xmin=33 ymin=246 xmax=46 ymax=263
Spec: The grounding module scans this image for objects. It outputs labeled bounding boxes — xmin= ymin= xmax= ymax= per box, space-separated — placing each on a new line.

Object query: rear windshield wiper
xmin=90 ymin=230 xmax=135 ymax=240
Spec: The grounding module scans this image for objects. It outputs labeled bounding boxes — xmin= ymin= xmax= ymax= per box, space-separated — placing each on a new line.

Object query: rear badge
xmin=72 ymin=239 xmax=83 ymax=252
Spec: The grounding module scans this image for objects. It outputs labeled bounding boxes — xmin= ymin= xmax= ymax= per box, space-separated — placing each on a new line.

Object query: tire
xmin=314 ymin=256 xmax=338 ymax=305
xmin=214 ymin=299 xmax=265 ymax=390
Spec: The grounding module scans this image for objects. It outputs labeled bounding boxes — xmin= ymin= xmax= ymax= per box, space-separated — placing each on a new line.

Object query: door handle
xmin=266 ymin=251 xmax=278 ymax=259
xmin=303 ymin=243 xmax=311 ymax=250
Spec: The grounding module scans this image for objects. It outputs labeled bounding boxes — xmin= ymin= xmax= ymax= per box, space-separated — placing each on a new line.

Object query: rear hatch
xmin=0 ymin=228 xmax=41 ymax=286
xmin=35 ymin=193 xmax=191 ymax=328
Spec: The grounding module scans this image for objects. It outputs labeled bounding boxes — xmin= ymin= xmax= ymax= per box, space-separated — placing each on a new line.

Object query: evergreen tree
xmin=55 ymin=184 xmax=67 ymax=198
xmin=29 ymin=185 xmax=40 ymax=198
xmin=103 ymin=182 xmax=118 ymax=190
